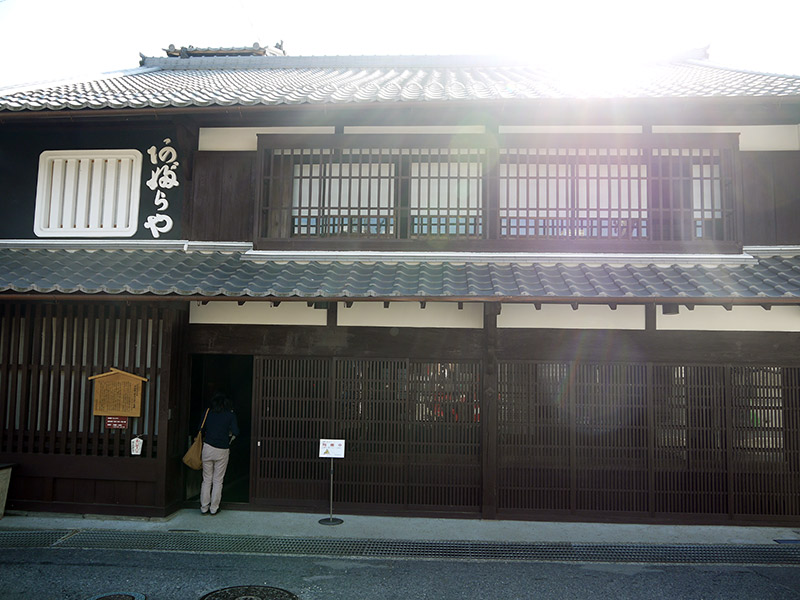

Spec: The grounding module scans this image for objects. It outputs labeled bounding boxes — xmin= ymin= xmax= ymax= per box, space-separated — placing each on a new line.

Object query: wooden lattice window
xmin=290 ymin=150 xmax=397 ymax=237
xmin=498 ymin=134 xmax=738 ymax=243
xmin=258 ymin=134 xmax=487 ymax=242
xmin=499 ymin=148 xmax=649 ymax=240
xmin=408 ymin=153 xmax=483 ymax=238
xmin=257 ymin=133 xmax=739 ymax=249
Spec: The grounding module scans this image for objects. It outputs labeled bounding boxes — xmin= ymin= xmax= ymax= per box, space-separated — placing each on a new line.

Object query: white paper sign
xmin=319 ymin=439 xmax=345 ymax=458
xmin=131 ymin=437 xmax=143 ymax=456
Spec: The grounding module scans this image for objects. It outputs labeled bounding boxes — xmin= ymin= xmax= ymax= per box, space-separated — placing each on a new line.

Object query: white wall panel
xmin=199 ymin=125 xmax=800 ymax=152
xmin=652 ymin=125 xmax=800 ymax=151
xmin=497 ymin=304 xmax=645 ymax=329
xmin=336 ymin=302 xmax=484 ymax=328
xmin=343 ymin=126 xmax=486 ymax=134
xmin=198 ymin=127 xmax=336 ymax=151
xmin=657 ymin=305 xmax=800 ymax=331
xmin=189 ymin=301 xmax=327 ymax=325
xmin=499 ymin=125 xmax=643 ymax=134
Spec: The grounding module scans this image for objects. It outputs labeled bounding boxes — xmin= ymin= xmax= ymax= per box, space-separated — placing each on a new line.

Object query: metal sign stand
xmin=318 ymin=439 xmax=345 ymax=526
xmin=318 ymin=457 xmax=343 ymax=526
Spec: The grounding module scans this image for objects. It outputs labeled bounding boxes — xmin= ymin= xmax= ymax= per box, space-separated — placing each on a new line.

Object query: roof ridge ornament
xmin=669 ymin=46 xmax=710 ymax=62
xmin=164 ymin=42 xmax=286 ymax=58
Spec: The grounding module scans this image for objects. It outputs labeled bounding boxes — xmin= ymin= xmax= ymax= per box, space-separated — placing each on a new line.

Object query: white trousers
xmin=200 ymin=443 xmax=230 ymax=514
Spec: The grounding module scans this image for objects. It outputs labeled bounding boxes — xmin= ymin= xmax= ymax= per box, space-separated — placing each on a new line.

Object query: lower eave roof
xmin=0 ymin=247 xmax=799 ymax=304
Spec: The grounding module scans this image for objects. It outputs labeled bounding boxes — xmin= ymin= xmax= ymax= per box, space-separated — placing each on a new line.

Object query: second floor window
xmin=292 ymin=157 xmax=396 ymax=237
xmin=261 ymin=139 xmax=486 ymax=241
xmin=499 ymin=149 xmax=649 ymax=239
xmin=498 ymin=141 xmax=728 ymax=242
xmin=258 ymin=133 xmax=738 ymax=251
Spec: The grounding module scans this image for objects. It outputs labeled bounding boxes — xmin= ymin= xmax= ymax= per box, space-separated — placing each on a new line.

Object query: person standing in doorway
xmin=200 ymin=392 xmax=240 ymax=515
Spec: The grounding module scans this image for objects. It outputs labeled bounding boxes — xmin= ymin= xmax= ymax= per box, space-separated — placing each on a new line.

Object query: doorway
xmin=189 ymin=355 xmax=253 ymax=504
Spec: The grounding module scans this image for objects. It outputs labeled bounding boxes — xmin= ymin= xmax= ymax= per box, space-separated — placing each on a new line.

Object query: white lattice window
xmin=34 ymin=149 xmax=143 ymax=237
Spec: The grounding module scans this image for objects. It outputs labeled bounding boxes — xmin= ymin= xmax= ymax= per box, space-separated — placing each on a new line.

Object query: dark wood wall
xmin=741 ymin=151 xmax=800 ymax=246
xmin=0 ymin=301 xmax=188 ymax=517
xmin=0 ymin=123 xmax=183 ymax=241
xmin=188 ymin=323 xmax=800 ymax=366
xmin=189 ymin=152 xmax=256 ymax=241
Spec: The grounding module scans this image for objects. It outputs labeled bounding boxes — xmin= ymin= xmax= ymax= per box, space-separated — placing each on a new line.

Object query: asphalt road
xmin=1 ymin=548 xmax=799 ymax=600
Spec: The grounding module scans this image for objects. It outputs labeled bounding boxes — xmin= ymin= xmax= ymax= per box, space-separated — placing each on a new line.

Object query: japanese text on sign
xmin=105 ymin=416 xmax=129 ymax=429
xmin=93 ymin=379 xmax=142 ymax=417
xmin=144 ymin=138 xmax=178 ymax=238
xmin=319 ymin=439 xmax=345 ymax=458
xmin=89 ymin=368 xmax=147 ymax=417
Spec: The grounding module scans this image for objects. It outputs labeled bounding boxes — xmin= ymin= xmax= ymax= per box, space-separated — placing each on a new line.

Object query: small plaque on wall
xmin=89 ymin=368 xmax=148 ymax=417
xmin=105 ymin=416 xmax=129 ymax=429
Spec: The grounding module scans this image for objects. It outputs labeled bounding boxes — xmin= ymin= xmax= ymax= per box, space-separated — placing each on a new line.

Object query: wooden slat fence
xmin=0 ymin=302 xmax=165 ymax=459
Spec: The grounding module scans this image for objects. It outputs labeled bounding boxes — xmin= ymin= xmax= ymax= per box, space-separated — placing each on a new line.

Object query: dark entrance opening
xmin=189 ymin=355 xmax=253 ymax=505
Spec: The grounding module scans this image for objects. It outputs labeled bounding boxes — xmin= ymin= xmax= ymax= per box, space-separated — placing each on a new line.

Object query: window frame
xmin=255 ymin=132 xmax=741 ymax=253
xmin=497 ymin=133 xmax=739 ymax=245
xmin=257 ymin=134 xmax=491 ymax=244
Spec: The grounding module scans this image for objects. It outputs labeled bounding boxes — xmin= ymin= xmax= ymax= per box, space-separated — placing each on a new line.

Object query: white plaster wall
xmin=198 ymin=127 xmax=336 ymax=151
xmin=189 ymin=301 xmax=327 ymax=325
xmin=199 ymin=125 xmax=800 ymax=151
xmin=652 ymin=125 xmax=800 ymax=151
xmin=498 ymin=125 xmax=643 ymax=134
xmin=336 ymin=302 xmax=484 ymax=328
xmin=190 ymin=302 xmax=800 ymax=331
xmin=497 ymin=304 xmax=645 ymax=329
xmin=656 ymin=305 xmax=800 ymax=331
xmin=343 ymin=126 xmax=486 ymax=134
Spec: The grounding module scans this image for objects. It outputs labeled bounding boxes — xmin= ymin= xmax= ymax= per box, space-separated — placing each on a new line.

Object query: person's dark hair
xmin=210 ymin=392 xmax=232 ymax=413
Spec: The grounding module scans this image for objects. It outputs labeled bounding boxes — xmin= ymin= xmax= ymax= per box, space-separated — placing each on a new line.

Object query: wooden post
xmin=481 ymin=302 xmax=499 ymax=519
xmin=646 ymin=362 xmax=655 ymax=517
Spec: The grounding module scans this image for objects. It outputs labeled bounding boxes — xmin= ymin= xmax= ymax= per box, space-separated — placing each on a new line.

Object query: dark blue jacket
xmin=200 ymin=409 xmax=240 ymax=449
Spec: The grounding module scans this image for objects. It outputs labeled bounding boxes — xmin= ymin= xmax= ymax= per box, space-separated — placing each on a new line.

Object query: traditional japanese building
xmin=1 ymin=44 xmax=799 ymax=524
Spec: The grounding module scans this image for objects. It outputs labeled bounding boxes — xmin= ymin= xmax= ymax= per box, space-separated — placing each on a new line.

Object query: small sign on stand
xmin=318 ymin=439 xmax=345 ymax=526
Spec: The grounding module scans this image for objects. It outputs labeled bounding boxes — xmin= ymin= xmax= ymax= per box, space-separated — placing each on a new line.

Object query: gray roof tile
xmin=3 ymin=56 xmax=800 ymax=113
xmin=2 ymin=248 xmax=800 ymax=302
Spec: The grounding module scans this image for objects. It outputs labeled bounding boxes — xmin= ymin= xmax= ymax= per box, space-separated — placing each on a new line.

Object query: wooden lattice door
xmin=251 ymin=356 xmax=482 ymax=512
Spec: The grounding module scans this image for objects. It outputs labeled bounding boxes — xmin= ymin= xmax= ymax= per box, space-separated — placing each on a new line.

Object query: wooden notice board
xmin=89 ymin=368 xmax=148 ymax=417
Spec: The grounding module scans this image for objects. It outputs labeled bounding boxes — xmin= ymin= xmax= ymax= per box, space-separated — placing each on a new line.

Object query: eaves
xmin=3 ymin=95 xmax=800 ymax=127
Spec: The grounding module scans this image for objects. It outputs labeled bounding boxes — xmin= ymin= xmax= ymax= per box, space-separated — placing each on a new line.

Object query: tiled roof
xmin=1 ymin=247 xmax=799 ymax=301
xmin=2 ymin=55 xmax=800 ymax=113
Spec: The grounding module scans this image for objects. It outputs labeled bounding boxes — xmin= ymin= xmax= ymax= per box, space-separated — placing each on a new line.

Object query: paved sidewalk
xmin=1 ymin=508 xmax=798 ymax=546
